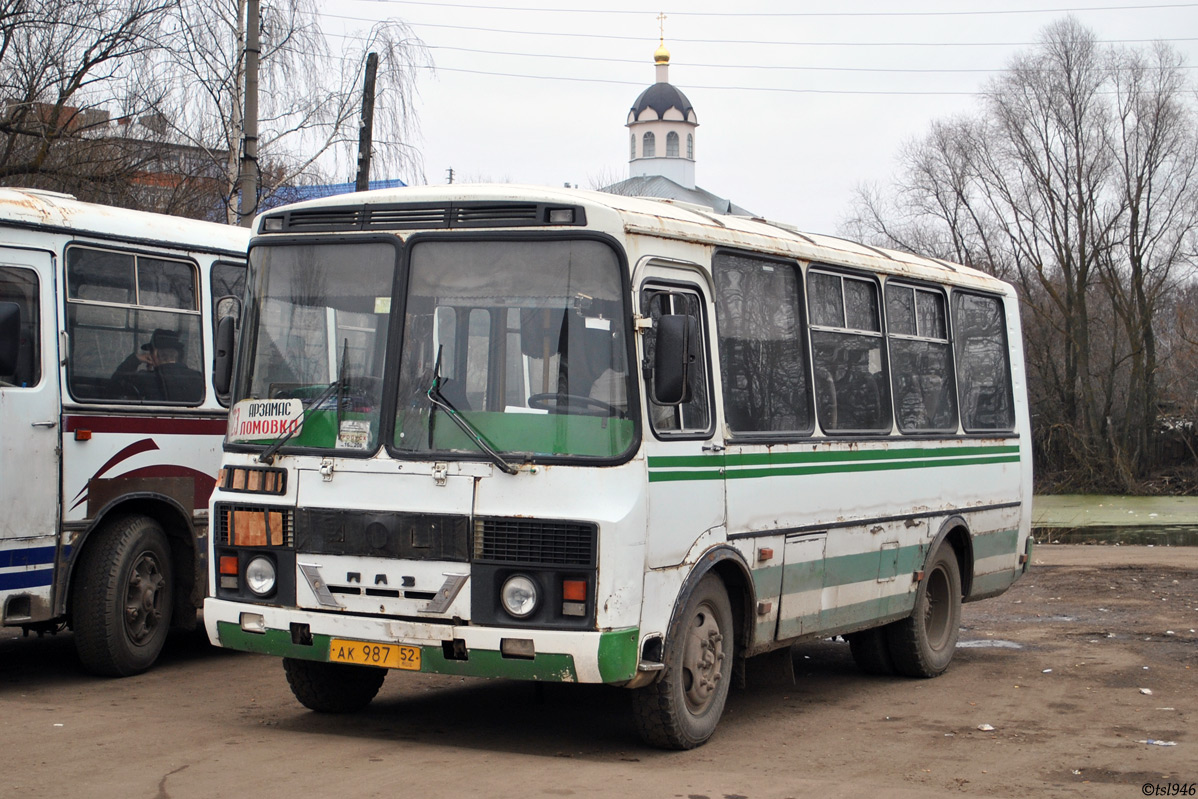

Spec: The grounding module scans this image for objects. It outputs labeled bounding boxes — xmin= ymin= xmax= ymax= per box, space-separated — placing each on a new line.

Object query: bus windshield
xmin=393 ymin=238 xmax=635 ymax=460
xmin=231 ymin=236 xmax=634 ymax=460
xmin=232 ymin=241 xmax=395 ymax=453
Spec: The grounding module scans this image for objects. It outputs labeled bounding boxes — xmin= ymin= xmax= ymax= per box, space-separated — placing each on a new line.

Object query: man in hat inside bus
xmin=111 ymin=328 xmax=204 ymax=402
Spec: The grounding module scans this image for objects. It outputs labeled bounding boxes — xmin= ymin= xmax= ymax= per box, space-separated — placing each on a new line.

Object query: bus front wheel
xmin=284 ymin=658 xmax=386 ymax=713
xmin=631 ymin=574 xmax=733 ymax=750
xmin=885 ymin=544 xmax=962 ymax=678
xmin=73 ymin=514 xmax=174 ymax=677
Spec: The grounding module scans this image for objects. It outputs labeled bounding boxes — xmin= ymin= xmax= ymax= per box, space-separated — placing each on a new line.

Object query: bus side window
xmin=641 ymin=288 xmax=711 ymax=435
xmin=885 ymin=283 xmax=958 ymax=434
xmin=952 ymin=292 xmax=1015 ymax=431
xmin=808 ymin=268 xmax=891 ymax=434
xmin=65 ymin=246 xmax=204 ymax=404
xmin=713 ymin=252 xmax=812 ymax=436
xmin=0 ymin=267 xmax=40 ymax=387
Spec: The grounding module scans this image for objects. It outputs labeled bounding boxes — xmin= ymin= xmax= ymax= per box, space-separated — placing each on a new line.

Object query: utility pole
xmin=354 ymin=52 xmax=379 ymax=192
xmin=237 ymin=0 xmax=260 ymax=227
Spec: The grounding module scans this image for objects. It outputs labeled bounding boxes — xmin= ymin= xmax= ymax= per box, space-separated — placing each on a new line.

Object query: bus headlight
xmin=245 ymin=556 xmax=277 ymax=596
xmin=500 ymin=574 xmax=539 ymax=618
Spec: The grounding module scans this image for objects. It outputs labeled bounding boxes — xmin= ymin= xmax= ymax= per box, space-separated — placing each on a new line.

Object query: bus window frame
xmin=639 ymin=278 xmax=717 ymax=442
xmin=62 ymin=242 xmax=205 ymax=406
xmin=806 ymin=263 xmax=893 ymax=437
xmin=711 ymin=248 xmax=815 ymax=444
xmin=380 ymin=229 xmax=642 ymax=469
xmin=950 ymin=288 xmax=1017 ymax=435
xmin=0 ymin=264 xmax=41 ymax=388
xmin=882 ymin=278 xmax=960 ymax=436
xmin=225 ymin=232 xmax=404 ymax=461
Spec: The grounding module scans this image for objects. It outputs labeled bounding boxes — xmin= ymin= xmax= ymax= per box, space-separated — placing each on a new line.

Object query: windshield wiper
xmin=427 ymin=346 xmax=518 ymax=475
xmin=258 ymin=353 xmax=349 ymax=464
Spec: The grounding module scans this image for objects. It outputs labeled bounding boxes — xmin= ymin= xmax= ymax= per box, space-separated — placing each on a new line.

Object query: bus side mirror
xmin=653 ymin=314 xmax=696 ymax=405
xmin=0 ymin=301 xmax=19 ymax=375
xmin=213 ymin=314 xmax=236 ymax=396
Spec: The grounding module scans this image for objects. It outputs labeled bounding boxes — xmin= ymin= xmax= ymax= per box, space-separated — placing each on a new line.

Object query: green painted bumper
xmin=215 ymin=622 xmax=639 ymax=684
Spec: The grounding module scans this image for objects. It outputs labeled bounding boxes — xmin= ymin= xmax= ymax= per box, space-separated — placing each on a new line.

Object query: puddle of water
xmin=958 ymin=640 xmax=1023 ymax=649
xmin=1034 ymin=526 xmax=1198 ymax=546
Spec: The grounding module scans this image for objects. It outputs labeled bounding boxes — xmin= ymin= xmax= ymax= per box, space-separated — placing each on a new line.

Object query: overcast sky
xmin=320 ymin=0 xmax=1198 ymax=236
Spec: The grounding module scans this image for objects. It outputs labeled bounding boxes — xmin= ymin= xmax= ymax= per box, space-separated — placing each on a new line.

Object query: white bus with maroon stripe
xmin=0 ymin=188 xmax=248 ymax=675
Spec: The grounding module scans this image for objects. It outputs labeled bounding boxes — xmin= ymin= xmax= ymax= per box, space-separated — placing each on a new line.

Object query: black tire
xmin=848 ymin=626 xmax=896 ymax=676
xmin=283 ymin=657 xmax=386 ymax=713
xmin=631 ymin=574 xmax=734 ymax=750
xmin=73 ymin=515 xmax=174 ymax=677
xmin=885 ymin=544 xmax=962 ymax=678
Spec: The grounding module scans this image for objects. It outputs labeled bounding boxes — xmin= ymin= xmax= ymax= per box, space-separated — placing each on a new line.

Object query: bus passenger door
xmin=639 ymin=279 xmax=724 ymax=568
xmin=0 ymin=250 xmax=60 ymax=621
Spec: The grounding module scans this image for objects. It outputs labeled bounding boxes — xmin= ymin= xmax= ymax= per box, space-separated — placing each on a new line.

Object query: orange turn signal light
xmin=562 ymin=579 xmax=587 ymax=602
xmin=219 ymin=555 xmax=239 ymax=575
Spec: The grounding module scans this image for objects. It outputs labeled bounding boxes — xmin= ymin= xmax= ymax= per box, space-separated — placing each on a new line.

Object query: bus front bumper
xmin=203 ymin=598 xmax=638 ymax=684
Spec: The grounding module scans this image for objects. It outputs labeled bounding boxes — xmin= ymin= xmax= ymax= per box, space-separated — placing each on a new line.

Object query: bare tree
xmin=846 ymin=17 xmax=1198 ymax=490
xmin=147 ymin=0 xmax=430 ymax=222
xmin=1099 ymin=42 xmax=1198 ymax=475
xmin=0 ymin=0 xmax=178 ymax=194
xmin=0 ymin=0 xmax=429 ymax=220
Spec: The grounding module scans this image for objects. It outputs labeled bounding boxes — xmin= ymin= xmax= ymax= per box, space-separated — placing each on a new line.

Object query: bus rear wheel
xmin=885 ymin=544 xmax=961 ymax=678
xmin=631 ymin=574 xmax=733 ymax=750
xmin=73 ymin=514 xmax=174 ymax=677
xmin=284 ymin=658 xmax=387 ymax=713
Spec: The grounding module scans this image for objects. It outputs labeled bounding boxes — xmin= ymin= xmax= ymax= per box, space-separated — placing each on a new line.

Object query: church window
xmin=687 ymin=134 xmax=694 ymax=159
xmin=643 ymin=132 xmax=655 ymax=158
xmin=630 ymin=133 xmax=636 ymax=160
xmin=666 ymin=131 xmax=679 ymax=157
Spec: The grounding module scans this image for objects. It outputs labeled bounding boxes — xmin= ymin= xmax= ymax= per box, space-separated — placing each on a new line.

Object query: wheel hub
xmin=124 ymin=553 xmax=165 ymax=645
xmin=681 ymin=607 xmax=725 ymax=712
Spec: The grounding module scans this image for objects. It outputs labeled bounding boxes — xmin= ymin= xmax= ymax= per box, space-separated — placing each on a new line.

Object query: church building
xmin=602 ymin=39 xmax=752 ymax=216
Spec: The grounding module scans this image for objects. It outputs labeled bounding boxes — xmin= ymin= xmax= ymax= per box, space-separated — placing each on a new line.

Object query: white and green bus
xmin=204 ymin=185 xmax=1031 ymax=749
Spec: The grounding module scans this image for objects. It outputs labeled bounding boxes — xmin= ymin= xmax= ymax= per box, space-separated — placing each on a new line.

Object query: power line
xmin=418 ymin=65 xmax=980 ymax=95
xmin=324 ymin=16 xmax=1198 ymax=48
xmin=349 ymin=0 xmax=1198 ymax=19
xmin=423 ymin=43 xmax=1198 ymax=74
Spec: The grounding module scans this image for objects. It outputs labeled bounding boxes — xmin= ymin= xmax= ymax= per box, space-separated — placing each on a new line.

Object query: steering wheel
xmin=110 ymin=373 xmax=145 ymax=400
xmin=527 ymin=392 xmax=622 ymax=417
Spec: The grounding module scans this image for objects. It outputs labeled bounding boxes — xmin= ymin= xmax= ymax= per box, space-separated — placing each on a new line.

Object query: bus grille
xmin=473 ymin=518 xmax=597 ymax=567
xmin=263 ymin=202 xmax=585 ymax=233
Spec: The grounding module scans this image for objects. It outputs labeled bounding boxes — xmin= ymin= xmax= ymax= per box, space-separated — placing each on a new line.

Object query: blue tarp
xmin=259 ymin=178 xmax=408 ymax=211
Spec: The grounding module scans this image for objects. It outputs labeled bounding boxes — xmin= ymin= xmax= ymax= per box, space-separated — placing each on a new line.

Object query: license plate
xmin=328 ymin=639 xmax=421 ymax=671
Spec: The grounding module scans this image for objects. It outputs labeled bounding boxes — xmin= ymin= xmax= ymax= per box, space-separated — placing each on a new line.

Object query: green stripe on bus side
xmin=648 ymin=451 xmax=1020 ymax=483
xmin=751 ymin=563 xmax=784 ymax=597
xmin=817 ymin=544 xmax=926 ymax=588
xmin=214 ymin=621 xmax=583 ymax=682
xmin=649 ymin=444 xmax=1019 ymax=470
xmin=778 ymin=592 xmax=919 ymax=642
xmin=972 ymin=528 xmax=1021 ymax=560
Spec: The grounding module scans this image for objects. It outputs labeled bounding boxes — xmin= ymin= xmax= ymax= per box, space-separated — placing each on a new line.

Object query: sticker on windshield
xmin=338 ymin=419 xmax=371 ymax=450
xmin=228 ymin=398 xmax=303 ymax=442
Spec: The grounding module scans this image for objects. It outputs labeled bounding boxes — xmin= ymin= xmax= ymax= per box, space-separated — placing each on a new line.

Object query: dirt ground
xmin=1 ymin=544 xmax=1195 ymax=799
